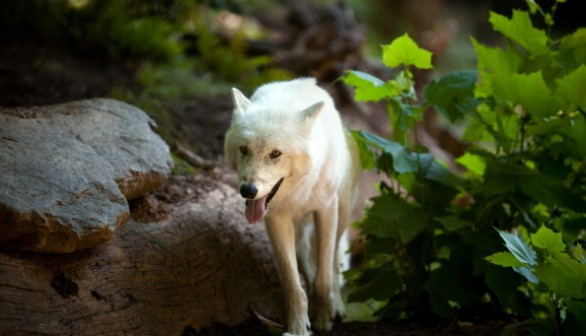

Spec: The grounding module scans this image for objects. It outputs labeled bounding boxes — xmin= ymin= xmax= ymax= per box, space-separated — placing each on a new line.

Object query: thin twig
xmin=173 ymin=142 xmax=218 ymax=169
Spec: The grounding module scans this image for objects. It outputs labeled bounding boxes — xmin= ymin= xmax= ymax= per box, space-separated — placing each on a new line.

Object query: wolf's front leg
xmin=311 ymin=200 xmax=339 ymax=331
xmin=265 ymin=216 xmax=312 ymax=336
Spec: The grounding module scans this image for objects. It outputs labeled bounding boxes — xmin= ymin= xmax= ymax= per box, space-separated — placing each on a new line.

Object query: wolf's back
xmin=249 ymin=78 xmax=336 ymax=117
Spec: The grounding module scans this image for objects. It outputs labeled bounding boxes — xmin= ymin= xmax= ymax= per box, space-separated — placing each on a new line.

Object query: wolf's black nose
xmin=240 ymin=183 xmax=258 ymax=199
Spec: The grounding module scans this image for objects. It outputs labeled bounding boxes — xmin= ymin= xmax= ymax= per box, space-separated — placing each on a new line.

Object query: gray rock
xmin=0 ymin=99 xmax=173 ymax=253
xmin=2 ymin=99 xmax=173 ymax=199
xmin=0 ymin=114 xmax=128 ymax=252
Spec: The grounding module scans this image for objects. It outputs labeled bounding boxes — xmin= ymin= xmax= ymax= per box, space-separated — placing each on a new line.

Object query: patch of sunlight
xmin=68 ymin=0 xmax=90 ymax=9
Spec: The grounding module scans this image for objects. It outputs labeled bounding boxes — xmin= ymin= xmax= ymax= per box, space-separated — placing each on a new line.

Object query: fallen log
xmin=0 ymin=176 xmax=284 ymax=335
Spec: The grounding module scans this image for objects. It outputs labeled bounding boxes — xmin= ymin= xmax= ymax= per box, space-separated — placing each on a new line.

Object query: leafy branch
xmin=344 ymin=0 xmax=586 ymax=334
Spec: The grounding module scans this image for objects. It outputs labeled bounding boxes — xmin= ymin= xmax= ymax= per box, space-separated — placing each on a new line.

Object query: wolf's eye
xmin=239 ymin=146 xmax=249 ymax=155
xmin=269 ymin=149 xmax=282 ymax=159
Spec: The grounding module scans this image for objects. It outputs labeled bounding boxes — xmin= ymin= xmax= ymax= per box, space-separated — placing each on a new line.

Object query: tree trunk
xmin=0 ymin=176 xmax=285 ymax=336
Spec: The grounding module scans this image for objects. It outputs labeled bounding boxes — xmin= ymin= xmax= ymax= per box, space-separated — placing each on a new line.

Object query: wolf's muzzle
xmin=240 ymin=183 xmax=258 ymax=199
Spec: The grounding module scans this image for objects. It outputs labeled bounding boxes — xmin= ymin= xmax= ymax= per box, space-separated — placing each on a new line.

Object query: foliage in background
xmin=343 ymin=0 xmax=585 ymax=334
xmin=190 ymin=8 xmax=293 ymax=90
xmin=1 ymin=0 xmax=292 ymax=135
xmin=1 ymin=0 xmax=293 ymax=176
xmin=66 ymin=0 xmax=185 ymax=61
xmin=65 ymin=0 xmax=291 ymax=88
xmin=1 ymin=0 xmax=185 ymax=61
xmin=106 ymin=3 xmax=292 ymax=156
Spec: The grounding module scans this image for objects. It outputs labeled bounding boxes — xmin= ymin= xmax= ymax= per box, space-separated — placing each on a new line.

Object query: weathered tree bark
xmin=0 ymin=176 xmax=285 ymax=336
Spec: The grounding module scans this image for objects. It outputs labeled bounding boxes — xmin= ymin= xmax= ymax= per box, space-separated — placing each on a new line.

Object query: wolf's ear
xmin=299 ymin=101 xmax=324 ymax=123
xmin=232 ymin=88 xmax=251 ymax=113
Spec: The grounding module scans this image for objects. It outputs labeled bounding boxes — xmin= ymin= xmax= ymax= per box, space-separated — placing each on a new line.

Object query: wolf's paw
xmin=310 ymin=287 xmax=344 ymax=331
xmin=332 ymin=290 xmax=346 ymax=322
xmin=312 ymin=308 xmax=334 ymax=331
xmin=285 ymin=314 xmax=312 ymax=336
xmin=283 ymin=332 xmax=312 ymax=336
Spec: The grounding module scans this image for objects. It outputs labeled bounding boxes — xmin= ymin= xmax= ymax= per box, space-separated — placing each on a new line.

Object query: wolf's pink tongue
xmin=245 ymin=195 xmax=268 ymax=224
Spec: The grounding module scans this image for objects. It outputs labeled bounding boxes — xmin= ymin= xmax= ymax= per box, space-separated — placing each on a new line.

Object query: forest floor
xmin=0 ymin=40 xmax=512 ymax=336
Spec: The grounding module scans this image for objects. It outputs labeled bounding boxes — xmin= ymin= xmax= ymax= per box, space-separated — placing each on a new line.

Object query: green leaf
xmin=492 ymin=71 xmax=561 ymax=118
xmin=472 ymin=37 xmax=523 ymax=97
xmin=482 ymin=161 xmax=518 ymax=197
xmin=346 ymin=70 xmax=385 ymax=86
xmin=562 ymin=114 xmax=586 ymax=158
xmin=382 ymin=33 xmax=433 ymax=69
xmin=343 ymin=70 xmax=400 ymax=102
xmin=407 ymin=178 xmax=460 ymax=211
xmin=514 ymin=266 xmax=539 ymax=284
xmin=424 ymin=69 xmax=479 ymax=121
xmin=351 ymin=130 xmax=377 ymax=170
xmin=347 ymin=270 xmax=402 ymax=302
xmin=531 ymin=225 xmax=566 ymax=254
xmin=417 ymin=153 xmax=465 ymax=188
xmin=525 ymin=117 xmax=570 ymax=136
xmin=525 ymin=0 xmax=541 ymax=14
xmin=489 ymin=10 xmax=548 ymax=57
xmin=355 ymin=130 xmax=418 ymax=174
xmin=361 ymin=192 xmax=428 ymax=243
xmin=497 ymin=230 xmax=537 ymax=266
xmin=436 ymin=216 xmax=472 ymax=232
xmin=482 ymin=263 xmax=531 ymax=314
xmin=558 ymin=28 xmax=586 ymax=70
xmin=556 ymin=65 xmax=586 ymax=111
xmin=536 ymin=252 xmax=586 ymax=298
xmin=484 ymin=159 xmax=586 ymax=212
xmin=456 ymin=152 xmax=486 ymax=177
xmin=486 ymin=251 xmax=527 ymax=267
xmin=354 ymin=131 xmax=463 ymax=188
xmin=387 ymin=100 xmax=415 ymax=143
xmin=517 ymin=171 xmax=586 ymax=212
xmin=394 ymin=70 xmax=417 ymax=98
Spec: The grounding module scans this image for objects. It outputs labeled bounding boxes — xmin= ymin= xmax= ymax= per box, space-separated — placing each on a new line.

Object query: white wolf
xmin=224 ymin=78 xmax=361 ymax=336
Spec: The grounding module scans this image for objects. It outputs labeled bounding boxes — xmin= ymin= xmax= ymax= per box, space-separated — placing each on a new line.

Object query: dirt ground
xmin=0 ymin=40 xmax=508 ymax=336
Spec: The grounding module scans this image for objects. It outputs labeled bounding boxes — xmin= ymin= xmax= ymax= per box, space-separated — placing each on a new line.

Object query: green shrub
xmin=344 ymin=0 xmax=585 ymax=333
xmin=68 ymin=0 xmax=184 ymax=61
xmin=191 ymin=9 xmax=293 ymax=90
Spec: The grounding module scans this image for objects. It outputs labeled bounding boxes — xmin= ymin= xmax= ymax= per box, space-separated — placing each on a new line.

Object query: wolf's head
xmin=224 ymin=86 xmax=324 ymax=224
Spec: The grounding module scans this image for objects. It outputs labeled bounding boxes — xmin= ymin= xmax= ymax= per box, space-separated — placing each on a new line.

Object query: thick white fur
xmin=224 ymin=78 xmax=360 ymax=336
